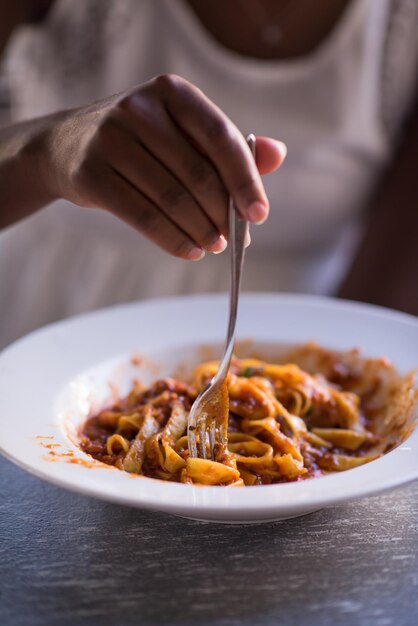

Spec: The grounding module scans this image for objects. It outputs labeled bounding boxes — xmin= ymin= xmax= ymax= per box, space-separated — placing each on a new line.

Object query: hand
xmin=43 ymin=74 xmax=286 ymax=259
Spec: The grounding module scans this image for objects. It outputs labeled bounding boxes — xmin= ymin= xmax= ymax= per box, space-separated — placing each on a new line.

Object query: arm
xmin=338 ymin=94 xmax=418 ymax=315
xmin=0 ymin=75 xmax=286 ymax=258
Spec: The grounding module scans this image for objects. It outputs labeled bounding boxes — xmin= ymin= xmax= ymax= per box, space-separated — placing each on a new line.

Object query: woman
xmin=0 ymin=0 xmax=417 ymax=348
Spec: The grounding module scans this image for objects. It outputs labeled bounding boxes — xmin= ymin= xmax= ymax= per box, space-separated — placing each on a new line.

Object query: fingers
xmin=103 ymin=120 xmax=227 ymax=253
xmin=99 ymin=165 xmax=206 ymax=260
xmin=158 ymin=76 xmax=271 ymax=223
xmin=115 ymin=95 xmax=230 ymax=236
xmin=122 ymin=75 xmax=275 ymax=225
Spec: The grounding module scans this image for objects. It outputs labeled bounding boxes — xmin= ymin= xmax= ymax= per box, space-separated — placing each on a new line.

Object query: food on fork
xmin=79 ymin=343 xmax=417 ymax=486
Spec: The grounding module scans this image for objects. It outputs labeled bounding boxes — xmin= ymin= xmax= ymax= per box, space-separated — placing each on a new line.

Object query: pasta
xmin=79 ymin=344 xmax=418 ymax=486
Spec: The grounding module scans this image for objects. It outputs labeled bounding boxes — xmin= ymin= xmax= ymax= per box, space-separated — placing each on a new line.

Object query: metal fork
xmin=187 ymin=134 xmax=256 ymax=460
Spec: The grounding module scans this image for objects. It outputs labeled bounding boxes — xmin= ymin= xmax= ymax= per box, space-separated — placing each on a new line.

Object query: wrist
xmin=21 ymin=133 xmax=57 ymax=207
xmin=20 ymin=111 xmax=69 ymax=205
xmin=0 ymin=113 xmax=65 ymax=228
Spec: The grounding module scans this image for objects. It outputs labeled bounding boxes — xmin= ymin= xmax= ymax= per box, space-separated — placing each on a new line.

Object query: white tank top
xmin=2 ymin=0 xmax=418 ymax=347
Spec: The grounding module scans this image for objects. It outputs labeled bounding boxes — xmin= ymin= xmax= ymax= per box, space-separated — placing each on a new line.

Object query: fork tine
xmin=187 ymin=408 xmax=198 ymax=458
xmin=198 ymin=413 xmax=207 ymax=459
xmin=209 ymin=418 xmax=216 ymax=461
xmin=219 ymin=415 xmax=228 ymax=447
xmin=188 ymin=429 xmax=197 ymax=458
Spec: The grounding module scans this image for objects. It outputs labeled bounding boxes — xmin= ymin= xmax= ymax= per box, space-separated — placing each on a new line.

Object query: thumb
xmin=254 ymin=136 xmax=287 ymax=175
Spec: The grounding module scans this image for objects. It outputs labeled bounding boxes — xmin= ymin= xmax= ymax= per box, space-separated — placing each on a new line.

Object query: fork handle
xmin=213 ymin=134 xmax=255 ymax=384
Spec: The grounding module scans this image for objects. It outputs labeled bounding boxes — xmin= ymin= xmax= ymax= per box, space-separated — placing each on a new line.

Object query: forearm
xmin=0 ymin=115 xmax=59 ymax=228
xmin=338 ymin=98 xmax=418 ymax=315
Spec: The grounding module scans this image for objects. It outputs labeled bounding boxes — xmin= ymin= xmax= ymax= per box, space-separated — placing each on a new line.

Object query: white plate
xmin=1 ymin=293 xmax=417 ymax=523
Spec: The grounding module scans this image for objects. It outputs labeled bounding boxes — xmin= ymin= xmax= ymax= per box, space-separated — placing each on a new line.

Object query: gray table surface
xmin=1 ymin=455 xmax=417 ymax=626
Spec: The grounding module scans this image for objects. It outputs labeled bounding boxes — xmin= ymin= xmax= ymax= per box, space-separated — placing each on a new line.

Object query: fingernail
xmin=188 ymin=247 xmax=205 ymax=261
xmin=273 ymin=139 xmax=287 ymax=158
xmin=211 ymin=235 xmax=228 ymax=254
xmin=247 ymin=201 xmax=268 ymax=225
